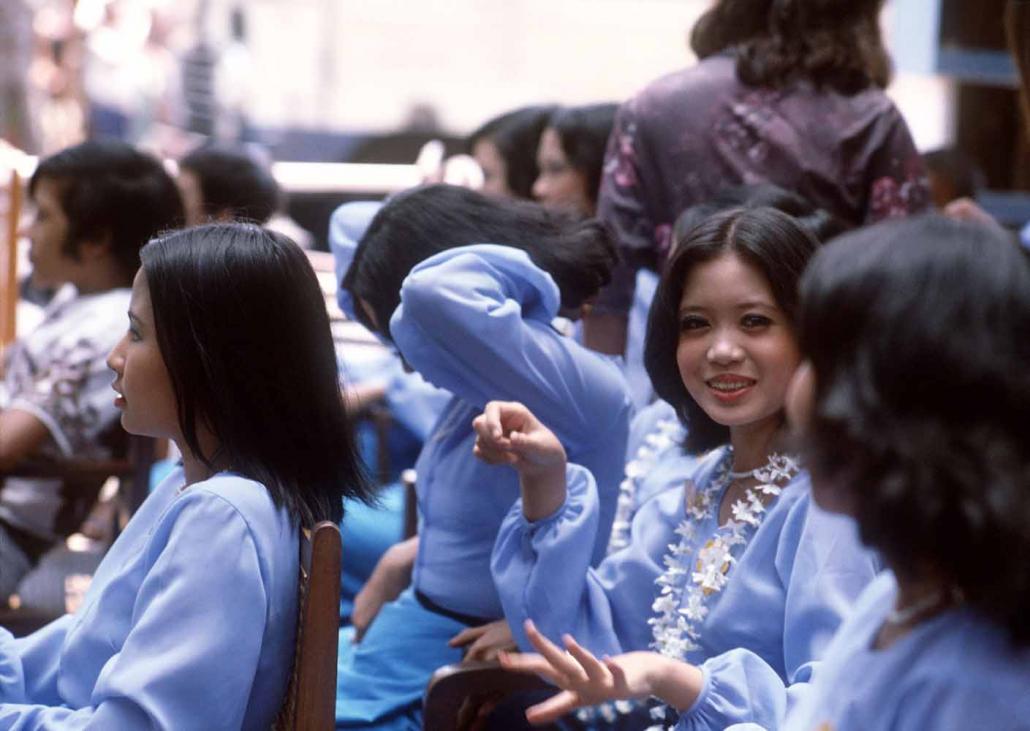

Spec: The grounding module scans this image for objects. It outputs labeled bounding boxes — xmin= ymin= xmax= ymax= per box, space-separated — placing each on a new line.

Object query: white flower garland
xmin=645 ymin=449 xmax=800 ymax=730
xmin=606 ymin=416 xmax=686 ymax=555
xmin=577 ymin=415 xmax=687 ymax=726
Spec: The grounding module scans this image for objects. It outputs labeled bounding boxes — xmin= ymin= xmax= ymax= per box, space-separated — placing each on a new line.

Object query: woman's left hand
xmin=448 ymin=619 xmax=517 ymax=662
xmin=497 ymin=620 xmax=676 ymax=725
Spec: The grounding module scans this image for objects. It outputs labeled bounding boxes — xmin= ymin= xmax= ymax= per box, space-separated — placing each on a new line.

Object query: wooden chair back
xmin=423 ymin=660 xmax=552 ymax=731
xmin=1 ymin=167 xmax=22 ymax=348
xmin=275 ymin=521 xmax=343 ymax=731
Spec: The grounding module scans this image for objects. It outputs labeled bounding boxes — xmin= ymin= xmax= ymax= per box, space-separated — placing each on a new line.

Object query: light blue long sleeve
xmin=392 ymin=245 xmax=628 ymax=445
xmin=391 ymin=245 xmax=631 ymax=618
xmin=780 ymin=572 xmax=1030 ymax=731
xmin=492 ymin=447 xmax=878 ymax=730
xmin=0 ymin=468 xmax=298 ymax=730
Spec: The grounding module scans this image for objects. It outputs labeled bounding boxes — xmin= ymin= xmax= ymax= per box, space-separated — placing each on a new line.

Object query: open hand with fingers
xmin=473 ymin=402 xmax=569 ymax=521
xmin=498 ymin=620 xmax=703 ymax=726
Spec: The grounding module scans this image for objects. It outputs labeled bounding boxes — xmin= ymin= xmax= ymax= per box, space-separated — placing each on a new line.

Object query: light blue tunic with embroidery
xmin=491 ymin=447 xmax=878 ymax=731
xmin=773 ymin=571 xmax=1030 ymax=731
xmin=0 ymin=467 xmax=298 ymax=730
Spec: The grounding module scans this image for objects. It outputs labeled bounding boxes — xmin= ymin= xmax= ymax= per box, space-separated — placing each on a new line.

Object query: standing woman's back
xmin=593 ymin=0 xmax=930 ymax=336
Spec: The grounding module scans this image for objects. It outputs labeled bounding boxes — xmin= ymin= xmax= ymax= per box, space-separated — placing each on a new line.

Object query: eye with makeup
xmin=678 ymin=313 xmax=709 ymax=333
xmin=740 ymin=313 xmax=774 ymax=330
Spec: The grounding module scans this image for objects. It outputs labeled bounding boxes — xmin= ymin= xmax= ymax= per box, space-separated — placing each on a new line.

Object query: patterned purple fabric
xmin=597 ymin=54 xmax=930 ymax=313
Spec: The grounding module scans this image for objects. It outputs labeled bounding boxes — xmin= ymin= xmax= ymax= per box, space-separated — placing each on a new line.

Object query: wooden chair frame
xmin=275 ymin=521 xmax=343 ymax=731
xmin=1 ymin=167 xmax=22 ymax=349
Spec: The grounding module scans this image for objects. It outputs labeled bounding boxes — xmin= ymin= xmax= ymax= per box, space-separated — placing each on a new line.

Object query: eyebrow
xmin=678 ymin=300 xmax=778 ymax=314
xmin=128 ymin=311 xmax=143 ymax=325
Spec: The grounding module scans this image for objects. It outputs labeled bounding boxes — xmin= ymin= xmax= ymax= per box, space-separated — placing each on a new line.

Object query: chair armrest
xmin=424 ymin=660 xmax=553 ymax=731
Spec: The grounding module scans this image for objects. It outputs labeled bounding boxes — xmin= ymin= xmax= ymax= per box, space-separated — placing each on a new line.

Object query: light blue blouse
xmin=0 ymin=467 xmax=298 ymax=730
xmin=777 ymin=571 xmax=1030 ymax=731
xmin=492 ymin=447 xmax=878 ymax=730
xmin=391 ymin=244 xmax=632 ymax=619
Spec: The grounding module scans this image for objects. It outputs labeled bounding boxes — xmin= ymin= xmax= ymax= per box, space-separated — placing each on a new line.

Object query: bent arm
xmin=0 ymin=496 xmax=276 ymax=729
xmin=676 ymin=497 xmax=878 ymax=730
xmin=0 ymin=409 xmax=50 ymax=471
xmin=492 ymin=463 xmax=664 ymax=658
xmin=391 ymin=245 xmax=628 ymax=445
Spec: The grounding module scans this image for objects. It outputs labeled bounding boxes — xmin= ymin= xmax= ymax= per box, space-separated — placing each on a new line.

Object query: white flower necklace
xmin=645 ymin=448 xmax=800 ymax=730
xmin=606 ymin=415 xmax=686 ymax=555
xmin=576 ymin=415 xmax=687 ymax=726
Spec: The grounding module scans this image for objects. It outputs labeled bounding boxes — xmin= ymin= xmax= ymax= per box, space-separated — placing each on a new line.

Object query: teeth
xmin=709 ymin=381 xmax=751 ymax=391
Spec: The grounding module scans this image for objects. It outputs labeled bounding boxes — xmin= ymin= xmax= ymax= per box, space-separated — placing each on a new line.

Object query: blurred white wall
xmin=206 ymin=0 xmax=950 ymax=148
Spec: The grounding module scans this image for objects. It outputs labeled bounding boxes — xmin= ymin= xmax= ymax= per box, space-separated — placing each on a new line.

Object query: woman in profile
xmin=0 ymin=224 xmax=372 ymax=729
xmin=780 ymin=216 xmax=1030 ymax=730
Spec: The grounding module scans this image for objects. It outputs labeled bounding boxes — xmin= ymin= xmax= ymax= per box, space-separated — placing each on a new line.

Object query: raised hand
xmin=472 ymin=402 xmax=568 ymax=520
xmin=472 ymin=401 xmax=566 ymax=475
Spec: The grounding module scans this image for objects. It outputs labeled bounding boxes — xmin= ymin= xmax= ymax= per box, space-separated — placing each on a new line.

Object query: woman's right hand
xmin=473 ymin=401 xmax=568 ymax=521
xmin=351 ymin=536 xmax=418 ymax=642
xmin=472 ymin=401 xmax=566 ymax=476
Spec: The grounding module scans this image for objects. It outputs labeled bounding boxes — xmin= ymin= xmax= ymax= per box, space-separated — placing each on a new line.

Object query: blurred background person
xmin=533 ymin=103 xmax=618 ymax=216
xmin=586 ymin=0 xmax=930 ymax=356
xmin=177 ymin=141 xmax=313 ymax=247
xmin=468 ymin=105 xmax=556 ymax=200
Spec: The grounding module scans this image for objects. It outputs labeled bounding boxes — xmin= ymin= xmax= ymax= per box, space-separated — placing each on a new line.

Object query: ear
xmin=77 ymin=230 xmax=114 ymax=261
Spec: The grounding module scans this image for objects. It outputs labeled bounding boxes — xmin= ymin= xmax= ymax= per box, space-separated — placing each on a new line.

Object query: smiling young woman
xmin=481 ymin=206 xmax=877 ymax=730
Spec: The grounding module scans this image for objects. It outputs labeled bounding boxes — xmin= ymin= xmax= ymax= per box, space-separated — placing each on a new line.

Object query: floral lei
xmin=576 ymin=414 xmax=687 ymax=725
xmin=646 ymin=448 xmax=800 ymax=729
xmin=606 ymin=415 xmax=686 ymax=555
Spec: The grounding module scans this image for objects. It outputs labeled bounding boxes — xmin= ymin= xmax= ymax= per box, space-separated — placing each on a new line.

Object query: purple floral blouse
xmin=597 ymin=54 xmax=930 ymax=313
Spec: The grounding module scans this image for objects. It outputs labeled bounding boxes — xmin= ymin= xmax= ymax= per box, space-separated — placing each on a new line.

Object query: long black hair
xmin=797 ymin=215 xmax=1030 ymax=646
xmin=690 ymin=0 xmax=891 ymax=94
xmin=141 ymin=223 xmax=372 ymax=526
xmin=344 ymin=184 xmax=617 ymax=339
xmin=645 ymin=206 xmax=818 ymax=453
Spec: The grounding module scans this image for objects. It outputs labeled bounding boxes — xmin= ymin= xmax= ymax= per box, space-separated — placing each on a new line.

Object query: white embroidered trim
xmin=645 ymin=449 xmax=799 ymax=730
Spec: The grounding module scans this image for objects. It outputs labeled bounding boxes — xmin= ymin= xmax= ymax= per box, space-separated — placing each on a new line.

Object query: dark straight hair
xmin=30 ymin=140 xmax=184 ymax=282
xmin=644 ymin=206 xmax=818 ymax=453
xmin=797 ymin=215 xmax=1030 ymax=646
xmin=549 ymin=103 xmax=619 ymax=207
xmin=179 ymin=142 xmax=282 ymax=223
xmin=468 ymin=105 xmax=557 ymax=199
xmin=344 ymin=184 xmax=617 ymax=340
xmin=690 ymin=0 xmax=891 ymax=94
xmin=141 ymin=223 xmax=372 ymax=526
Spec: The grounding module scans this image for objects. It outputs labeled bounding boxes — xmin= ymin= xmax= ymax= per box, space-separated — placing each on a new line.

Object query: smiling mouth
xmin=706 ymin=377 xmax=755 ymax=391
